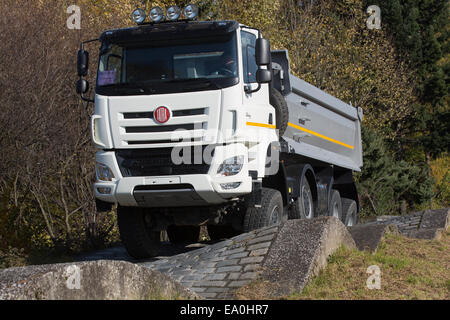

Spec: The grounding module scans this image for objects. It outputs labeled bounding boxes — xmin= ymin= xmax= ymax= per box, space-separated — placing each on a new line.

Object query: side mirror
xmin=76 ymin=79 xmax=89 ymax=94
xmin=255 ymin=38 xmax=270 ymax=66
xmin=256 ymin=69 xmax=272 ymax=83
xmin=77 ymin=49 xmax=89 ymax=77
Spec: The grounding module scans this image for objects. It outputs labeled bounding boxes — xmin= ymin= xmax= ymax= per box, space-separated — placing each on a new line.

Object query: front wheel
xmin=117 ymin=206 xmax=161 ymax=259
xmin=243 ymin=188 xmax=286 ymax=232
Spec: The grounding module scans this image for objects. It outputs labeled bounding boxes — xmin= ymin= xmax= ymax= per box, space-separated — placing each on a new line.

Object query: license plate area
xmin=144 ymin=176 xmax=181 ymax=185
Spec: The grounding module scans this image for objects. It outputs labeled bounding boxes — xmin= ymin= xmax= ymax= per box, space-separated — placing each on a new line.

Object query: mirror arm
xmin=80 ymin=90 xmax=94 ymax=103
xmin=81 ymin=38 xmax=99 ymax=47
xmin=244 ymin=83 xmax=261 ymax=94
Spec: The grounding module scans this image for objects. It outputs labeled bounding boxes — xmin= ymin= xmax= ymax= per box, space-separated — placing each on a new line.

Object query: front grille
xmin=123 ymin=108 xmax=206 ymax=119
xmin=116 ymin=146 xmax=212 ymax=177
xmin=118 ymin=107 xmax=209 ymax=146
xmin=125 ymin=124 xmax=196 ymax=133
xmin=127 ymin=138 xmax=202 ymax=145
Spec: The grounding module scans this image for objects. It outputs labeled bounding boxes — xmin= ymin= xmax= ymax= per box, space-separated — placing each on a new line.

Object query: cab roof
xmin=99 ymin=20 xmax=239 ymax=45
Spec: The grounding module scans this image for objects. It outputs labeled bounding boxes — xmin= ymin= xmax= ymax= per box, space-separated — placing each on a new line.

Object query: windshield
xmin=96 ymin=33 xmax=238 ymax=96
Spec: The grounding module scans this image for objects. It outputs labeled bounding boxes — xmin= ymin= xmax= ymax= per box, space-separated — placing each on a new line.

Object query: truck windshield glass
xmin=96 ymin=33 xmax=238 ymax=95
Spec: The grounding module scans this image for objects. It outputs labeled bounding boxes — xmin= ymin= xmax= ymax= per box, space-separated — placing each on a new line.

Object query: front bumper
xmin=94 ymin=143 xmax=252 ymax=207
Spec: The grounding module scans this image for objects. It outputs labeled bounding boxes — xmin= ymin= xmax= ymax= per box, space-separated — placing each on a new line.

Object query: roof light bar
xmin=131 ymin=4 xmax=199 ymax=24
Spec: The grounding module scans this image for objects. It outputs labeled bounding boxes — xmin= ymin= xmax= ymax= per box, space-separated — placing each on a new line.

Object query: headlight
xmin=149 ymin=6 xmax=164 ymax=23
xmin=166 ymin=6 xmax=181 ymax=21
xmin=131 ymin=8 xmax=146 ymax=24
xmin=95 ymin=162 xmax=115 ymax=182
xmin=217 ymin=156 xmax=244 ymax=176
xmin=183 ymin=4 xmax=199 ymax=20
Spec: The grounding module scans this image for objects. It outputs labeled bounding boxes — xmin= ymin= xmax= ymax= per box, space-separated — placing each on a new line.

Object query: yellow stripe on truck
xmin=246 ymin=122 xmax=276 ymax=129
xmin=288 ymin=122 xmax=354 ymax=150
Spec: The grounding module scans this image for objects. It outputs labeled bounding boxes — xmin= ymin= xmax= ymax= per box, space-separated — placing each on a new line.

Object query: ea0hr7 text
xmin=224 ymin=304 xmax=268 ymax=315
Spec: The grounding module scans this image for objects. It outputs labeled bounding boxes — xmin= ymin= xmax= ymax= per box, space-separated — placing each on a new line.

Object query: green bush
xmin=356 ymin=126 xmax=434 ymax=217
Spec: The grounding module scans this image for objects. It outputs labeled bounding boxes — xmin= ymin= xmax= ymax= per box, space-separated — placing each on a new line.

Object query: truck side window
xmin=241 ymin=31 xmax=258 ymax=84
xmin=98 ymin=45 xmax=123 ymax=86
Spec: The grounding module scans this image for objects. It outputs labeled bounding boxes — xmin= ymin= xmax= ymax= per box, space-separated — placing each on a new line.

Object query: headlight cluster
xmin=95 ymin=162 xmax=115 ymax=182
xmin=131 ymin=4 xmax=199 ymax=25
xmin=217 ymin=156 xmax=244 ymax=177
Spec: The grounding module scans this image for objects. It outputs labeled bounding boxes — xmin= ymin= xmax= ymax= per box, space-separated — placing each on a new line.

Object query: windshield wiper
xmin=101 ymin=82 xmax=154 ymax=94
xmin=163 ymin=78 xmax=210 ymax=83
xmin=162 ymin=78 xmax=219 ymax=89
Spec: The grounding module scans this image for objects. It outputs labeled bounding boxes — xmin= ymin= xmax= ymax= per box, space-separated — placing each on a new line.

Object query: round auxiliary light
xmin=131 ymin=8 xmax=146 ymax=24
xmin=149 ymin=6 xmax=164 ymax=23
xmin=183 ymin=4 xmax=199 ymax=20
xmin=166 ymin=6 xmax=181 ymax=21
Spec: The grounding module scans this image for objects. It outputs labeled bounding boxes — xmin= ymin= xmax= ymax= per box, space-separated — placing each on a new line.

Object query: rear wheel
xmin=117 ymin=206 xmax=161 ymax=259
xmin=167 ymin=225 xmax=200 ymax=244
xmin=243 ymin=188 xmax=286 ymax=232
xmin=341 ymin=198 xmax=358 ymax=226
xmin=328 ymin=190 xmax=342 ymax=221
xmin=290 ymin=176 xmax=315 ymax=220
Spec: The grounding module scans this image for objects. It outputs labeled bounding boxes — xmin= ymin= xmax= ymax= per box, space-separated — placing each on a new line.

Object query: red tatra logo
xmin=154 ymin=106 xmax=170 ymax=124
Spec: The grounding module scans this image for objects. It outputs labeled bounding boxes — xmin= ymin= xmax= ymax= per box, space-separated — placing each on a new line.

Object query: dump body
xmin=271 ymin=50 xmax=363 ymax=171
xmin=283 ymin=75 xmax=363 ymax=171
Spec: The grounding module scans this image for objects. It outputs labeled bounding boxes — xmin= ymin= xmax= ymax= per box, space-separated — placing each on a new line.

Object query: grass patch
xmin=288 ymin=232 xmax=450 ymax=300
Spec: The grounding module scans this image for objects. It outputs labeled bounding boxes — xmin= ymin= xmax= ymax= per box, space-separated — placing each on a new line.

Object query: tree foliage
xmin=364 ymin=0 xmax=449 ymax=159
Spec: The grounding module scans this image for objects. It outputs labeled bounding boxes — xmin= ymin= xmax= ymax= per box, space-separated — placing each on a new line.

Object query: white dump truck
xmin=76 ymin=4 xmax=363 ymax=258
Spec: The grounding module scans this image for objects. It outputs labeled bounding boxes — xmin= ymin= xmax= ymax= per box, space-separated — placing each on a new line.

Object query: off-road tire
xmin=207 ymin=225 xmax=240 ymax=241
xmin=328 ymin=189 xmax=342 ymax=221
xmin=341 ymin=198 xmax=358 ymax=226
xmin=290 ymin=176 xmax=315 ymax=220
xmin=117 ymin=206 xmax=161 ymax=259
xmin=167 ymin=225 xmax=200 ymax=244
xmin=243 ymin=188 xmax=286 ymax=232
xmin=269 ymin=88 xmax=289 ymax=136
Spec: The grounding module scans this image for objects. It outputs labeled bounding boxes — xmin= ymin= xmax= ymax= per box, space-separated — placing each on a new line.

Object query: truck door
xmin=240 ymin=30 xmax=274 ymax=133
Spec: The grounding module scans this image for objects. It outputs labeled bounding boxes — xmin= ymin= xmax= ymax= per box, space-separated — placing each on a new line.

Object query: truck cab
xmin=77 ymin=5 xmax=362 ymax=259
xmin=91 ymin=20 xmax=276 ymax=207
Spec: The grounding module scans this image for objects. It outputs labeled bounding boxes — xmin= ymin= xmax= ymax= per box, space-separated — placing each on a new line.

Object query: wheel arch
xmin=262 ymin=161 xmax=289 ymax=205
xmin=284 ymin=163 xmax=318 ymax=204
